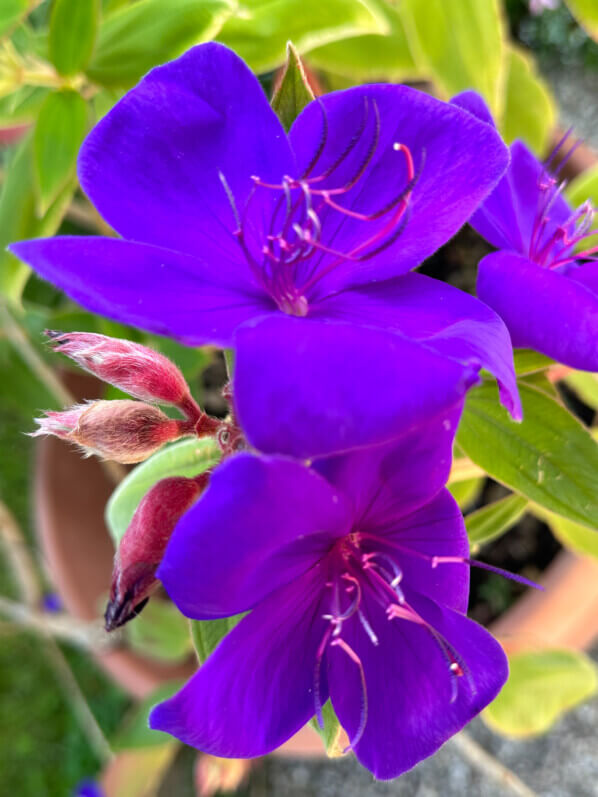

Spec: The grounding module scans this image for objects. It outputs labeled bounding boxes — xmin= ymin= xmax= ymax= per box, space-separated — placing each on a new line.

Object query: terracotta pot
xmin=34 ymin=372 xmax=322 ymax=754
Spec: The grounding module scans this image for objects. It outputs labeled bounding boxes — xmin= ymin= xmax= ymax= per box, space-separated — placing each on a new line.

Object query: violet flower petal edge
xmin=477 ymin=250 xmax=598 ymax=370
xmin=158 ymin=453 xmax=352 ymax=620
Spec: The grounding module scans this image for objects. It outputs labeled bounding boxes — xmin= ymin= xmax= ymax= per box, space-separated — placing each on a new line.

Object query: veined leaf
xmin=0 ymin=135 xmax=75 ymax=303
xmin=448 ymin=477 xmax=483 ymax=510
xmin=399 ymin=0 xmax=505 ymax=114
xmin=87 ymin=0 xmax=233 ymax=87
xmin=535 ymin=507 xmax=598 ymax=561
xmin=33 ymin=90 xmax=88 ymax=214
xmin=0 ymin=0 xmax=29 ymax=40
xmin=112 ymin=682 xmax=183 ymax=751
xmin=484 ymin=649 xmax=598 ymax=737
xmin=466 ymin=494 xmax=528 ymax=549
xmin=271 ymin=42 xmax=314 ymax=132
xmin=512 ymin=348 xmax=554 ymax=377
xmin=49 ymin=0 xmax=100 ymax=76
xmin=125 ymin=598 xmax=194 ymax=662
xmin=309 ymin=700 xmax=345 ymax=757
xmin=458 ymin=380 xmax=598 ymax=529
xmin=565 ymin=0 xmax=598 ymax=41
xmin=105 ymin=436 xmax=220 ymax=547
xmin=308 ymin=0 xmax=420 ymax=82
xmin=500 ymin=46 xmax=556 ymax=156
xmin=218 ymin=0 xmax=385 ymax=74
xmin=190 ymin=614 xmax=244 ymax=663
xmin=564 ymin=370 xmax=598 ymax=410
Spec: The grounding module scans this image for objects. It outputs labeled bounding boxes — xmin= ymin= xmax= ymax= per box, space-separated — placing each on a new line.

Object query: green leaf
xmin=308 ymin=0 xmax=420 ymax=82
xmin=447 ymin=477 xmax=483 ymax=510
xmin=519 ymin=370 xmax=560 ymax=399
xmin=49 ymin=0 xmax=100 ymax=76
xmin=565 ymin=0 xmax=598 ymax=41
xmin=218 ymin=0 xmax=385 ymax=74
xmin=457 ymin=380 xmax=598 ymax=530
xmin=87 ymin=0 xmax=232 ymax=87
xmin=112 ymin=682 xmax=183 ymax=750
xmin=190 ymin=614 xmax=243 ymax=663
xmin=0 ymin=86 xmax=49 ymax=126
xmin=563 ymin=370 xmax=598 ymax=410
xmin=271 ymin=42 xmax=314 ymax=133
xmin=106 ymin=436 xmax=220 ymax=546
xmin=512 ymin=348 xmax=554 ymax=376
xmin=399 ymin=0 xmax=504 ymax=113
xmin=0 ymin=0 xmax=29 ymax=40
xmin=309 ymin=700 xmax=344 ymax=757
xmin=0 ymin=136 xmax=75 ymax=303
xmin=466 ymin=494 xmax=528 ymax=549
xmin=484 ymin=649 xmax=598 ymax=737
xmin=536 ymin=508 xmax=598 ymax=561
xmin=33 ymin=90 xmax=88 ymax=214
xmin=125 ymin=598 xmax=193 ymax=662
xmin=500 ymin=46 xmax=556 ymax=156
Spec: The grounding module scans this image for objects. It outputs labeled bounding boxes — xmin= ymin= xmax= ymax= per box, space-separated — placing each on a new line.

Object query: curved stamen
xmin=313 ymin=625 xmax=333 ymax=728
xmin=330 ymin=637 xmax=369 ymax=753
xmin=307 ymin=97 xmax=371 ymax=185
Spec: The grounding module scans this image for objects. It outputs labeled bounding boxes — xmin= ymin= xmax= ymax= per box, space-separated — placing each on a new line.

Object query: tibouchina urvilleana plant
xmin=13 ymin=42 xmax=598 ymax=782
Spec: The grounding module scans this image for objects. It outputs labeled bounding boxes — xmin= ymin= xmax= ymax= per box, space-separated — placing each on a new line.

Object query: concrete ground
xmin=253 ymin=646 xmax=598 ymax=796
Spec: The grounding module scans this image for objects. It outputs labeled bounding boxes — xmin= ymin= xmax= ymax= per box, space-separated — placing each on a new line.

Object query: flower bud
xmin=32 ymin=400 xmax=193 ymax=463
xmin=105 ymin=474 xmax=208 ymax=630
xmin=194 ymin=754 xmax=251 ymax=797
xmin=45 ymin=330 xmax=200 ymax=419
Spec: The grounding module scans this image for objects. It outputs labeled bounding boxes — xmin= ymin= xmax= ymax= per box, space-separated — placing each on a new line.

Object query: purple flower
xmin=11 ymin=44 xmax=521 ymax=458
xmin=149 ymin=407 xmax=508 ymax=779
xmin=453 ymin=91 xmax=598 ymax=371
xmin=73 ymin=780 xmax=104 ymax=797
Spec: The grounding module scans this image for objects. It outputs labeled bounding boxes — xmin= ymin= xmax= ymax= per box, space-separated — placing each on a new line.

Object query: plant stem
xmin=450 ymin=731 xmax=538 ymax=797
xmin=0 ymin=299 xmax=73 ymax=406
xmin=44 ymin=636 xmax=114 ymax=765
xmin=0 ymin=499 xmax=114 ymax=764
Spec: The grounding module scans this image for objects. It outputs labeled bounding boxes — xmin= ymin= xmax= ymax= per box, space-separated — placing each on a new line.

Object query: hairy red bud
xmin=32 ymin=400 xmax=194 ymax=463
xmin=105 ymin=474 xmax=208 ymax=630
xmin=45 ymin=330 xmax=201 ymax=420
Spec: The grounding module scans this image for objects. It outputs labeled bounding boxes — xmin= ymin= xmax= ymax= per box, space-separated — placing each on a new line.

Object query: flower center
xmin=219 ymin=99 xmax=421 ymax=316
xmin=529 ymin=132 xmax=597 ymax=269
xmin=313 ymin=531 xmax=467 ymax=752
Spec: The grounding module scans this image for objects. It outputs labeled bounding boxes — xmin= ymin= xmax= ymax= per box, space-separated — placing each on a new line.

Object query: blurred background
xmin=1 ymin=0 xmax=598 ymax=794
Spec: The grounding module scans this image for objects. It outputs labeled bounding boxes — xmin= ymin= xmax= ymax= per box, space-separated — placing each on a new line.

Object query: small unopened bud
xmin=194 ymin=754 xmax=251 ymax=797
xmin=105 ymin=474 xmax=208 ymax=630
xmin=32 ymin=400 xmax=194 ymax=463
xmin=46 ymin=330 xmax=202 ymax=421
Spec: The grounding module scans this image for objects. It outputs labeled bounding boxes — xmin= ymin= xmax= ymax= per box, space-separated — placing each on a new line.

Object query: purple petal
xmin=470 ymin=141 xmax=572 ymax=255
xmin=159 ymin=453 xmax=351 ymax=619
xmin=315 ymin=405 xmax=463 ymax=526
xmin=477 ymin=251 xmax=598 ymax=370
xmin=9 ymin=237 xmax=272 ymax=347
xmin=288 ymin=84 xmax=509 ymax=295
xmin=382 ymin=489 xmax=470 ymax=614
xmin=328 ymin=591 xmax=507 ymax=780
xmin=450 ymin=91 xmax=496 ymax=127
xmin=315 ymin=273 xmax=521 ymax=419
xmin=234 ymin=315 xmax=479 ymax=459
xmin=150 ymin=567 xmax=329 ymax=757
xmin=79 ymin=43 xmax=294 ymax=261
